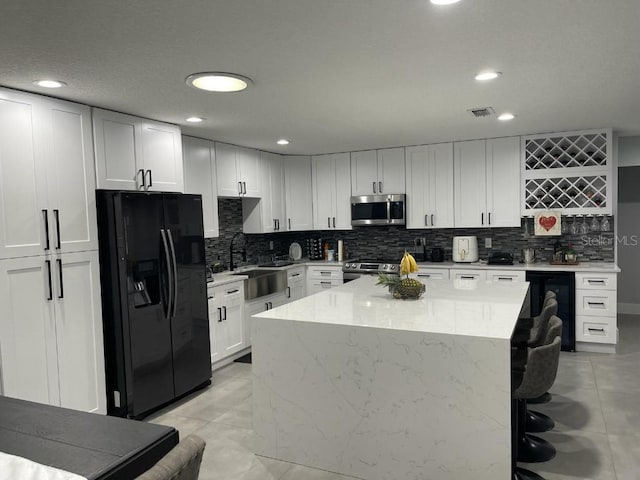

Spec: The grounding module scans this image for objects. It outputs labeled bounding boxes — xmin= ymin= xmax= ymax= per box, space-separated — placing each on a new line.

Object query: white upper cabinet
xmin=405 ymin=143 xmax=454 ymax=229
xmin=284 ymin=156 xmax=314 ymax=231
xmin=454 ymin=137 xmax=521 ymax=228
xmin=0 ymin=89 xmax=98 ymax=259
xmin=486 ymin=137 xmax=521 ymax=227
xmin=183 ymin=136 xmax=219 ymax=238
xmin=351 ymin=147 xmax=405 ymax=195
xmin=312 ymin=153 xmax=351 ymax=230
xmin=215 ymin=142 xmax=262 ymax=198
xmin=93 ymin=108 xmax=183 ymax=192
xmin=242 ymin=151 xmax=284 ymax=234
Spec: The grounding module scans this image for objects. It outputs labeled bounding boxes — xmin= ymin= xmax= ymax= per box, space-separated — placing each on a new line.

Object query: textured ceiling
xmin=1 ymin=0 xmax=639 ymax=155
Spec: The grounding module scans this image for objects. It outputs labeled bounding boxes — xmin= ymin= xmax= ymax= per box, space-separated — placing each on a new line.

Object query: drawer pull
xmin=497 ymin=277 xmax=513 ymax=281
xmin=460 ymin=276 xmax=476 ymax=280
xmin=226 ymin=289 xmax=240 ymax=294
xmin=320 ymin=281 xmax=332 ymax=285
xmin=588 ymin=279 xmax=606 ymax=285
xmin=418 ymin=274 xmax=431 ymax=278
xmin=588 ymin=327 xmax=605 ymax=332
xmin=207 ymin=295 xmax=214 ymax=300
xmin=291 ymin=273 xmax=301 ymax=277
xmin=587 ymin=301 xmax=606 ymax=307
xmin=320 ymin=271 xmax=331 ymax=275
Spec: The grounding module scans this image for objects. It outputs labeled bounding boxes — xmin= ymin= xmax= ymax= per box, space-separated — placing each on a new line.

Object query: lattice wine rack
xmin=522 ymin=129 xmax=613 ymax=216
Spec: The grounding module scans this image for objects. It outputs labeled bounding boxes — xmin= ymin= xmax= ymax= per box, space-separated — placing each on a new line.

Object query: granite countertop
xmin=255 ymin=275 xmax=529 ymax=340
xmin=416 ymin=260 xmax=620 ymax=273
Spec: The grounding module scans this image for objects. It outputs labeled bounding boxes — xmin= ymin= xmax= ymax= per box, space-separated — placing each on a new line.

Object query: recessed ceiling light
xmin=185 ymin=116 xmax=205 ymax=123
xmin=430 ymin=0 xmax=462 ymax=5
xmin=276 ymin=139 xmax=290 ymax=145
xmin=475 ymin=71 xmax=502 ymax=81
xmin=186 ymin=72 xmax=251 ymax=92
xmin=498 ymin=113 xmax=516 ymax=121
xmin=32 ymin=79 xmax=66 ymax=88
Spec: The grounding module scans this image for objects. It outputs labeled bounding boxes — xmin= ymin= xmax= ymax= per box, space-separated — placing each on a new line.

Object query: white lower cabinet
xmin=575 ymin=273 xmax=617 ymax=347
xmin=306 ymin=265 xmax=344 ymax=295
xmin=412 ymin=268 xmax=450 ymax=280
xmin=244 ymin=292 xmax=288 ymax=346
xmin=286 ymin=266 xmax=306 ymax=301
xmin=0 ymin=251 xmax=106 ymax=414
xmin=450 ymin=269 xmax=487 ymax=282
xmin=208 ymin=282 xmax=245 ymax=365
xmin=487 ymin=270 xmax=526 ymax=283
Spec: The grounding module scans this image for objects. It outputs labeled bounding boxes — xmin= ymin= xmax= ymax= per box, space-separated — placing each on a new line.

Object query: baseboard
xmin=618 ymin=303 xmax=640 ymax=315
xmin=575 ymin=341 xmax=617 ymax=354
xmin=212 ymin=347 xmax=252 ymax=372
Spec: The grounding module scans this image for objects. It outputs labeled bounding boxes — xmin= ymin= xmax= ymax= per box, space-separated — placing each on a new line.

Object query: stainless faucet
xmin=229 ymin=232 xmax=247 ymax=271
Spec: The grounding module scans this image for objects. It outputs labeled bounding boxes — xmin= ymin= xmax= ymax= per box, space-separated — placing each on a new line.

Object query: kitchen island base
xmin=252 ymin=316 xmax=514 ymax=479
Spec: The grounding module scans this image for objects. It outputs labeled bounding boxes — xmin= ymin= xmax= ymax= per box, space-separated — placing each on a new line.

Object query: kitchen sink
xmin=231 ymin=269 xmax=288 ymax=300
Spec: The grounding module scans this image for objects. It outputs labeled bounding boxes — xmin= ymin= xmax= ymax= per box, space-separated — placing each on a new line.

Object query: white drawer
xmin=576 ymin=290 xmax=617 ymax=317
xmin=309 ymin=279 xmax=343 ymax=287
xmin=450 ymin=269 xmax=486 ymax=281
xmin=414 ymin=269 xmax=450 ymax=280
xmin=576 ymin=316 xmax=616 ymax=344
xmin=575 ymin=273 xmax=617 ymax=291
xmin=487 ymin=270 xmax=526 ymax=283
xmin=307 ymin=266 xmax=343 ymax=280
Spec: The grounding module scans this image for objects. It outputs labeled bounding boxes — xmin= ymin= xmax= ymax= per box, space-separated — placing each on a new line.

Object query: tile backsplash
xmin=205 ymin=198 xmax=615 ymax=269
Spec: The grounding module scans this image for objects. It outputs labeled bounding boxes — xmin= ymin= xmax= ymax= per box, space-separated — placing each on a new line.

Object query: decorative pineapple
xmin=377 ymin=251 xmax=425 ymax=299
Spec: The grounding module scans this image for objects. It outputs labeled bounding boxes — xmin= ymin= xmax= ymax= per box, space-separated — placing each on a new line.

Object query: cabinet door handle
xmin=288 ymin=218 xmax=291 ymax=230
xmin=481 ymin=212 xmax=484 ymax=225
xmin=333 ymin=217 xmax=336 ymax=228
xmin=588 ymin=327 xmax=605 ymax=332
xmin=146 ymin=169 xmax=152 ymax=189
xmin=287 ymin=286 xmax=291 ymax=298
xmin=269 ymin=301 xmax=273 ymax=309
xmin=238 ymin=182 xmax=242 ymax=195
xmin=488 ymin=212 xmax=491 ymax=225
xmin=265 ymin=302 xmax=269 ymax=310
xmin=277 ymin=219 xmax=280 ymax=230
xmin=138 ymin=169 xmax=146 ymax=189
xmin=223 ymin=305 xmax=227 ymax=320
xmin=43 ymin=210 xmax=50 ymax=251
xmin=53 ymin=209 xmax=61 ymax=249
xmin=242 ymin=182 xmax=247 ymax=195
xmin=424 ymin=214 xmax=429 ymax=226
xmin=373 ymin=181 xmax=377 ymax=194
xmin=327 ymin=217 xmax=331 ymax=228
xmin=379 ymin=181 xmax=383 ymax=193
xmin=45 ymin=260 xmax=53 ymax=301
xmin=57 ymin=258 xmax=64 ymax=299
xmin=431 ymin=214 xmax=434 ymax=226
xmin=217 ymin=307 xmax=222 ymax=322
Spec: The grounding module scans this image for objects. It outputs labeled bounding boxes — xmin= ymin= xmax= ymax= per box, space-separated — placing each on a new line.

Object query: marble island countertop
xmin=417 ymin=260 xmax=620 ymax=273
xmin=256 ymin=275 xmax=529 ymax=340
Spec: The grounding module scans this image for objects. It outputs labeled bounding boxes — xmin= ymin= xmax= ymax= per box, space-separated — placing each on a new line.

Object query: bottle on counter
xmin=323 ymin=242 xmax=329 ymax=261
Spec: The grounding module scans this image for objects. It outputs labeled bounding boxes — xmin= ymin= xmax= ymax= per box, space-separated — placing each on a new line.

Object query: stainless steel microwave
xmin=351 ymin=194 xmax=406 ymax=226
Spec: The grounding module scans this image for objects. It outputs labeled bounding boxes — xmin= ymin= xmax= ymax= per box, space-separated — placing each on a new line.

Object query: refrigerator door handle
xmin=160 ymin=229 xmax=173 ymax=320
xmin=167 ymin=228 xmax=179 ymax=319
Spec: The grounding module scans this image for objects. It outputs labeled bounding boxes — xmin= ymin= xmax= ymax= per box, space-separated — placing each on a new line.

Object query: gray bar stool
xmin=529 ymin=292 xmax=557 ymax=405
xmin=528 ymin=298 xmax=558 ymax=347
xmin=526 ymin=316 xmax=563 ymax=433
xmin=514 ymin=336 xmax=562 ymax=467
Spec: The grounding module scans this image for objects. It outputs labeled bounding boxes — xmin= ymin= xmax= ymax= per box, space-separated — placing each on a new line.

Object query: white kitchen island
xmin=252 ymin=276 xmax=530 ymax=480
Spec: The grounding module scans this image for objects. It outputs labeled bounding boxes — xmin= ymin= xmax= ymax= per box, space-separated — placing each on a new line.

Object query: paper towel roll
xmin=337 ymin=240 xmax=344 ymax=262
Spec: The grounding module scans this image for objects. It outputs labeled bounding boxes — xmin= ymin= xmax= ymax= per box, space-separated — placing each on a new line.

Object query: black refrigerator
xmin=97 ymin=190 xmax=211 ymax=419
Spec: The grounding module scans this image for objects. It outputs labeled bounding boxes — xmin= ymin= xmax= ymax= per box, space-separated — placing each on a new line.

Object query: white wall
xmin=618 ymin=136 xmax=640 ymax=167
xmin=617 ymin=165 xmax=640 ymax=313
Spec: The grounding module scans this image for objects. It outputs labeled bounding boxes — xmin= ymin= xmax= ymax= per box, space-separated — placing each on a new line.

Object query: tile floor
xmin=147 ymin=314 xmax=640 ymax=480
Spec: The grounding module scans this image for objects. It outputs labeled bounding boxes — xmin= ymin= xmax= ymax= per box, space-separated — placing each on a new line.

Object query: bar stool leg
xmin=517 ymin=400 xmax=556 ymax=463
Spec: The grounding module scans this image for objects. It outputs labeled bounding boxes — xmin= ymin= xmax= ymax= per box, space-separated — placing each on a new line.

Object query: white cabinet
xmin=244 ymin=291 xmax=288 ymax=346
xmin=405 ymin=143 xmax=454 ymax=229
xmin=242 ymin=152 xmax=285 ymax=234
xmin=306 ymin=265 xmax=344 ymax=294
xmin=93 ymin=108 xmax=183 ymax=192
xmin=351 ymin=148 xmax=405 ymax=195
xmin=450 ymin=269 xmax=487 ymax=282
xmin=487 ymin=270 xmax=526 ymax=282
xmin=286 ymin=266 xmax=306 ymax=301
xmin=284 ymin=156 xmax=314 ymax=231
xmin=0 ymin=88 xmax=98 ymax=259
xmin=208 ymin=281 xmax=245 ymax=364
xmin=412 ymin=268 xmax=450 ymax=280
xmin=454 ymin=137 xmax=520 ymax=228
xmin=215 ymin=142 xmax=261 ymax=197
xmin=575 ymin=272 xmax=617 ymax=349
xmin=312 ymin=153 xmax=352 ymax=230
xmin=183 ymin=136 xmax=219 ymax=238
xmin=0 ymin=251 xmax=106 ymax=414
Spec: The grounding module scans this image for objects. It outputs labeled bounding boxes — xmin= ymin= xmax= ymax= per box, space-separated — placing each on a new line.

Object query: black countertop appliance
xmin=526 ymin=271 xmax=576 ymax=351
xmin=430 ymin=247 xmax=445 ymax=262
xmin=96 ymin=190 xmax=211 ymax=419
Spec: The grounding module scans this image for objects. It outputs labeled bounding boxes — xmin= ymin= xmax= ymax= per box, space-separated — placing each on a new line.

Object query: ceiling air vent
xmin=467 ymin=107 xmax=496 ymax=118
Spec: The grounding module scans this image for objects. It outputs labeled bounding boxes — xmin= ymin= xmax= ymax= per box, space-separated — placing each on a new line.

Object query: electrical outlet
xmin=269 ymin=240 xmax=274 ymax=250
xmin=485 ymin=237 xmax=492 ymax=249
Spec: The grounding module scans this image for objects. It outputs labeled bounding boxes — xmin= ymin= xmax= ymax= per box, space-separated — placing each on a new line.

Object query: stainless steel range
xmin=342 ymin=259 xmax=400 ymax=282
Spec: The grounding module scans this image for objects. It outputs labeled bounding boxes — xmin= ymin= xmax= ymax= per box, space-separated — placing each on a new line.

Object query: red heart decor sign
xmin=539 ymin=216 xmax=557 ymax=231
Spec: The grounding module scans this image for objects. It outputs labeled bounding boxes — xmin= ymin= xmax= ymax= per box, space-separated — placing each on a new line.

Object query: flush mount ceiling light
xmin=185 ymin=72 xmax=251 ymax=92
xmin=430 ymin=0 xmax=462 ymax=5
xmin=32 ymin=79 xmax=66 ymax=88
xmin=498 ymin=112 xmax=516 ymax=121
xmin=475 ymin=71 xmax=502 ymax=81
xmin=276 ymin=139 xmax=290 ymax=145
xmin=185 ymin=116 xmax=205 ymax=123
